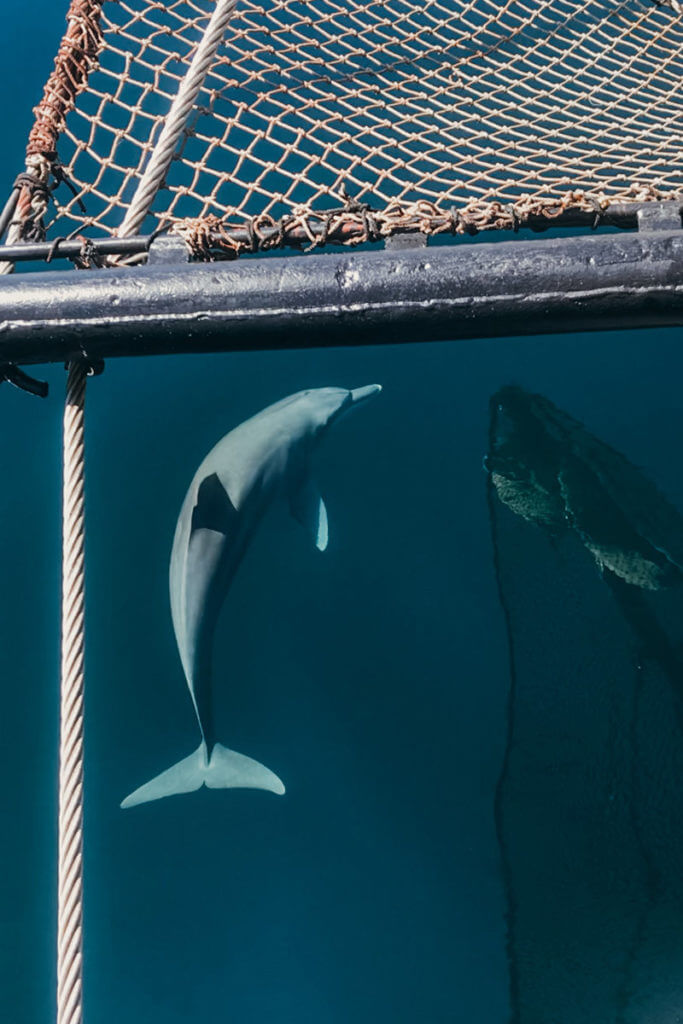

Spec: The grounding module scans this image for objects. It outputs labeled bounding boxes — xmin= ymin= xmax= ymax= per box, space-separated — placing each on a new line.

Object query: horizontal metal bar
xmin=0 ymin=229 xmax=682 ymax=366
xmin=0 ymin=201 xmax=676 ymax=265
xmin=0 ymin=234 xmax=152 ymax=262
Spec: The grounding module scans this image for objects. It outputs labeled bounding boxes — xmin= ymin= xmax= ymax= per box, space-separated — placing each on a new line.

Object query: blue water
xmin=3 ymin=332 xmax=683 ymax=1024
xmin=3 ymin=6 xmax=683 ymax=1024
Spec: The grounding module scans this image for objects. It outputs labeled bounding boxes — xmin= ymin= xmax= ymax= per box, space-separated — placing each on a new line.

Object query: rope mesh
xmin=13 ymin=0 xmax=683 ymax=251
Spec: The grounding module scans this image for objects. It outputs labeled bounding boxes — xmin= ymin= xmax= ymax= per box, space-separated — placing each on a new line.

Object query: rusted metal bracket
xmin=384 ymin=231 xmax=428 ymax=250
xmin=637 ymin=201 xmax=682 ymax=232
xmin=146 ymin=233 xmax=190 ymax=265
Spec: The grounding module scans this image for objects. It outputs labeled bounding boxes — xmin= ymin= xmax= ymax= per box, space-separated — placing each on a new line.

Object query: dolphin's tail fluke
xmin=120 ymin=742 xmax=285 ymax=809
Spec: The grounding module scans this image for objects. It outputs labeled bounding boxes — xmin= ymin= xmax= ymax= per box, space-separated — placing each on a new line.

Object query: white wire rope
xmin=58 ymin=361 xmax=88 ymax=1024
xmin=0 ymin=221 xmax=21 ymax=275
xmin=115 ymin=0 xmax=240 ymax=240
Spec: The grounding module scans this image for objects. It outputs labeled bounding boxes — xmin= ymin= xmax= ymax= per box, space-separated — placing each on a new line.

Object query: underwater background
xmin=3 ymin=4 xmax=683 ymax=1024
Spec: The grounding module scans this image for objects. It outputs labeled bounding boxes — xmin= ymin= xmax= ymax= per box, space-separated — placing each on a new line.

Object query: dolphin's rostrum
xmin=121 ymin=385 xmax=382 ymax=809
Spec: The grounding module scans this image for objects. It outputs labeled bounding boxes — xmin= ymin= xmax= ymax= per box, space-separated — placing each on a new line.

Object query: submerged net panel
xmin=15 ymin=0 xmax=683 ymax=250
xmin=487 ymin=386 xmax=683 ymax=1019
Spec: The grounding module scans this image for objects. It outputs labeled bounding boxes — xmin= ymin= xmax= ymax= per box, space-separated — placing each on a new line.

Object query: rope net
xmin=11 ymin=0 xmax=683 ymax=255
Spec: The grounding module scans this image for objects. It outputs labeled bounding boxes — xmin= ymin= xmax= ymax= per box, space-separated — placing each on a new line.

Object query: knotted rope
xmin=58 ymin=361 xmax=87 ymax=1024
xmin=0 ymin=0 xmax=103 ymax=275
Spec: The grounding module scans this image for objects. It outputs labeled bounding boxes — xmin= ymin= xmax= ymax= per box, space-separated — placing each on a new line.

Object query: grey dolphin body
xmin=122 ymin=384 xmax=381 ymax=809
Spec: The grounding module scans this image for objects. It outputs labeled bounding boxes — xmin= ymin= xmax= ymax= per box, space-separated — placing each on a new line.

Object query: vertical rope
xmin=114 ymin=0 xmax=239 ymax=241
xmin=58 ymin=361 xmax=87 ymax=1024
xmin=0 ymin=206 xmax=24 ymax=277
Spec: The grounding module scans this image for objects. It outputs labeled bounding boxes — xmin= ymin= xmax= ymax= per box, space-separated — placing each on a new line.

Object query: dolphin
xmin=121 ymin=384 xmax=382 ymax=809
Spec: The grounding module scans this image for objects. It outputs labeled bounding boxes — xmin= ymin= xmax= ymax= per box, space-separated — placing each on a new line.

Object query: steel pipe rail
xmin=0 ymin=235 xmax=152 ymax=263
xmin=0 ymin=200 xmax=679 ymax=265
xmin=0 ymin=229 xmax=682 ymax=366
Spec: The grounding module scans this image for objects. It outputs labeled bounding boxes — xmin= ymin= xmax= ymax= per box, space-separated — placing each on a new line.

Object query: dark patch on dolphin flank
xmin=190 ymin=472 xmax=237 ymax=534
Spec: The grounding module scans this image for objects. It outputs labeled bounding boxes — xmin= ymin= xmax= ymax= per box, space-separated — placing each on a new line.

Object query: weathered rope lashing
xmin=0 ymin=0 xmax=103 ymax=274
xmin=58 ymin=361 xmax=87 ymax=1024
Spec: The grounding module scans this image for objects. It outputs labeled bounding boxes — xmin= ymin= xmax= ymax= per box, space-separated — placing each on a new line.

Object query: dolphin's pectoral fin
xmin=290 ymin=477 xmax=328 ymax=551
xmin=191 ymin=472 xmax=237 ymax=534
xmin=120 ymin=743 xmax=285 ymax=808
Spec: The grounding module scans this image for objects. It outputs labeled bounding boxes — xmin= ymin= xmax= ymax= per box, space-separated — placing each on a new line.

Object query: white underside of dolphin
xmin=121 ymin=384 xmax=381 ymax=809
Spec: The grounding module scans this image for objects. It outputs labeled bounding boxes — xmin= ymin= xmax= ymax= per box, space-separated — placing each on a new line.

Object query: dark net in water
xmin=487 ymin=386 xmax=683 ymax=1022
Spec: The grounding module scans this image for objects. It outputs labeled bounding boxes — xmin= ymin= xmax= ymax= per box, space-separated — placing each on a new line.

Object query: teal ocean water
xmin=3 ymin=6 xmax=683 ymax=1024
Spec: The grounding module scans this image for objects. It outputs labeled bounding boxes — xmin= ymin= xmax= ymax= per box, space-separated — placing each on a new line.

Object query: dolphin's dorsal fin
xmin=290 ymin=476 xmax=328 ymax=551
xmin=191 ymin=472 xmax=237 ymax=534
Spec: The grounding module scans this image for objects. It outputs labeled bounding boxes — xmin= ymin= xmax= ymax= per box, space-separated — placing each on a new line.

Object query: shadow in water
xmin=487 ymin=386 xmax=683 ymax=1024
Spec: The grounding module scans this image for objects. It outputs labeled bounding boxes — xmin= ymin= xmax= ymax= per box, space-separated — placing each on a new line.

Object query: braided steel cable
xmin=58 ymin=361 xmax=87 ymax=1024
xmin=115 ymin=0 xmax=239 ymax=242
xmin=0 ymin=202 xmax=25 ymax=276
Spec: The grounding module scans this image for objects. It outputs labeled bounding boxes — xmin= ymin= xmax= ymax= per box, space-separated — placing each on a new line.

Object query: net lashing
xmin=9 ymin=0 xmax=683 ymax=259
